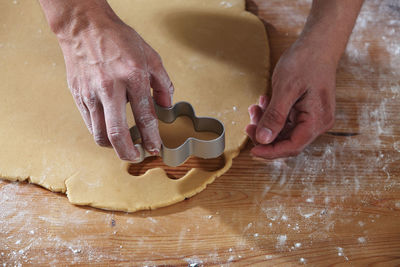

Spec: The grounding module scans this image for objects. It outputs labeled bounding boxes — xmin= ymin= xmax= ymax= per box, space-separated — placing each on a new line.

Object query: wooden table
xmin=1 ymin=0 xmax=399 ymax=265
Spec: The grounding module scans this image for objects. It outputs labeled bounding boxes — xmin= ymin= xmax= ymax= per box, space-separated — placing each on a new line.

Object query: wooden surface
xmin=1 ymin=0 xmax=400 ymax=266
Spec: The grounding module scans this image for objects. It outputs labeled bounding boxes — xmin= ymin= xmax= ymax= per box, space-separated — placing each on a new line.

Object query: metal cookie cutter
xmin=129 ymin=101 xmax=225 ymax=167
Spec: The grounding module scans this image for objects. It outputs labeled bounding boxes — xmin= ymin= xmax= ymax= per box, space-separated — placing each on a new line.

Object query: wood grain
xmin=1 ymin=0 xmax=400 ymax=266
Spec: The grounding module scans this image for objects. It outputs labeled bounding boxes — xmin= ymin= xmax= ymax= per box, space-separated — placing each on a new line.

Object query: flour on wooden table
xmin=245 ymin=0 xmax=399 ymax=262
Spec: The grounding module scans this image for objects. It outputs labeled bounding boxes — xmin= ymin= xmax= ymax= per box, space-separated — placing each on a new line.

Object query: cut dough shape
xmin=158 ymin=116 xmax=220 ymax=149
xmin=0 ymin=0 xmax=269 ymax=212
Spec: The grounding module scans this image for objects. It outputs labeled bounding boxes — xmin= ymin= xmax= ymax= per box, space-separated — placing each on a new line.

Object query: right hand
xmin=58 ymin=10 xmax=174 ymax=162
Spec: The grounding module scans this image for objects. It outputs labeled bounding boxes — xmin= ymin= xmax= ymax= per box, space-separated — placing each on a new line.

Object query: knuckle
xmin=125 ymin=60 xmax=144 ymax=74
xmin=149 ymin=53 xmax=168 ymax=76
xmin=264 ymin=107 xmax=286 ymax=125
xmin=127 ymin=68 xmax=148 ymax=85
xmin=136 ymin=113 xmax=158 ymax=129
xmin=68 ymin=82 xmax=82 ymax=103
xmin=148 ymin=50 xmax=163 ymax=66
xmin=98 ymin=79 xmax=115 ymax=98
xmin=100 ymin=79 xmax=114 ymax=90
xmin=107 ymin=126 xmax=128 ymax=143
xmin=81 ymin=89 xmax=98 ymax=110
xmin=74 ymin=95 xmax=88 ymax=115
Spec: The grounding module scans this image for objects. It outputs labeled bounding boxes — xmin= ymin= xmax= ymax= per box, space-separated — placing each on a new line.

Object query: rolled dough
xmin=0 ymin=0 xmax=269 ymax=212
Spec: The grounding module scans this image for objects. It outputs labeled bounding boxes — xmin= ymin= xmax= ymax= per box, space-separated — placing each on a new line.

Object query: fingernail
xmin=147 ymin=143 xmax=160 ymax=155
xmin=148 ymin=148 xmax=160 ymax=156
xmin=257 ymin=127 xmax=273 ymax=144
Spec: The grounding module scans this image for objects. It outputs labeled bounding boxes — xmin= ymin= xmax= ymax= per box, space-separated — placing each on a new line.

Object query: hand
xmin=58 ymin=13 xmax=174 ymax=162
xmin=246 ymin=41 xmax=336 ymax=159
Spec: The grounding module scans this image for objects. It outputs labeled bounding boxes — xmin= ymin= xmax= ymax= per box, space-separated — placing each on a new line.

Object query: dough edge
xmin=0 ymin=1 xmax=269 ymax=213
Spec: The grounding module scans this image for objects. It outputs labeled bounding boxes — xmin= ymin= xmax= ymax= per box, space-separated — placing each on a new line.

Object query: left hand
xmin=246 ymin=40 xmax=337 ymax=159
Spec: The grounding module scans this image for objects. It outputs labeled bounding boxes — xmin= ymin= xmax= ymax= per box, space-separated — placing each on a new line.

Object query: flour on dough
xmin=0 ymin=0 xmax=269 ymax=212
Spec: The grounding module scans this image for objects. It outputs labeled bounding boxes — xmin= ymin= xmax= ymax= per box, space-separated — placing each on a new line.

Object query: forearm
xmin=38 ymin=0 xmax=121 ymax=38
xmin=297 ymin=0 xmax=364 ymax=65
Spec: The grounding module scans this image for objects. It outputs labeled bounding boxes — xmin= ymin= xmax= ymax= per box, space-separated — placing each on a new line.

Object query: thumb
xmin=256 ymin=93 xmax=294 ymax=145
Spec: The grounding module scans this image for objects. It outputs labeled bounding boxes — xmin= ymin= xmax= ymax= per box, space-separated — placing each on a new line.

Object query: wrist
xmin=285 ymin=29 xmax=341 ymax=72
xmin=295 ymin=0 xmax=364 ymax=66
xmin=298 ymin=11 xmax=350 ymax=66
xmin=40 ymin=0 xmax=121 ymax=39
xmin=294 ymin=29 xmax=343 ymax=67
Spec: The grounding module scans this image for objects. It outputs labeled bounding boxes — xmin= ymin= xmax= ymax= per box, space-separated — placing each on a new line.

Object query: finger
xmin=248 ymin=104 xmax=263 ymax=125
xmin=91 ymin=105 xmax=111 ymax=147
xmin=255 ymin=86 xmax=300 ymax=145
xmin=251 ymin=121 xmax=315 ymax=159
xmin=81 ymin=88 xmax=111 ymax=147
xmin=70 ymin=86 xmax=92 ymax=134
xmin=127 ymin=70 xmax=162 ymax=155
xmin=245 ymin=124 xmax=257 ymax=144
xmin=149 ymin=55 xmax=174 ymax=107
xmin=87 ymin=102 xmax=110 ymax=148
xmin=274 ymin=108 xmax=298 ymax=142
xmin=247 ymin=96 xmax=269 ymax=143
xmin=100 ymin=80 xmax=140 ymax=162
